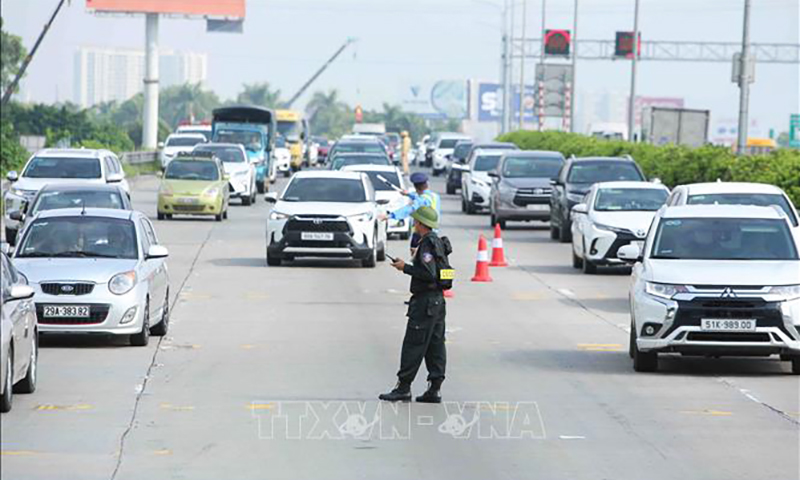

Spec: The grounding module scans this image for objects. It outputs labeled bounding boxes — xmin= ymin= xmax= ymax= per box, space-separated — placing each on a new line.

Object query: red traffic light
xmin=615 ymin=31 xmax=642 ymax=58
xmin=544 ymin=29 xmax=571 ymax=56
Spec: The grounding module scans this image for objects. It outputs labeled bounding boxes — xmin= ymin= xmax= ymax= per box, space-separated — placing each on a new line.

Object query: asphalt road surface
xmin=2 ymin=173 xmax=798 ymax=480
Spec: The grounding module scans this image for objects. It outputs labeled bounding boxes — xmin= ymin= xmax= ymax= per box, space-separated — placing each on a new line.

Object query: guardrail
xmin=121 ymin=151 xmax=159 ymax=165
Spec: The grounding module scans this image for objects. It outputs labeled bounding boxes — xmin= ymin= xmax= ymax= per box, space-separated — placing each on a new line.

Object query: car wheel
xmin=166 ymin=214 xmax=172 ymax=220
xmin=14 ymin=334 xmax=37 ymax=394
xmin=267 ymin=250 xmax=281 ymax=267
xmin=362 ymin=234 xmax=377 ymax=268
xmin=446 ymin=184 xmax=455 ymax=195
xmin=242 ymin=195 xmax=252 ymax=206
xmin=791 ymin=357 xmax=800 ymax=375
xmin=629 ymin=321 xmax=636 ymax=359
xmin=223 ymin=210 xmax=229 ymax=220
xmin=5 ymin=228 xmax=17 ymax=246
xmin=1 ymin=348 xmax=12 ymax=413
xmin=215 ymin=213 xmax=223 ymax=222
xmin=582 ymin=253 xmax=597 ymax=274
xmin=257 ymin=181 xmax=265 ymax=194
xmin=550 ymin=225 xmax=559 ymax=240
xmin=377 ymin=241 xmax=387 ymax=262
xmin=559 ymin=218 xmax=572 ymax=242
xmin=157 ymin=212 xmax=165 ymax=221
xmin=399 ymin=231 xmax=411 ymax=241
xmin=465 ymin=200 xmax=476 ymax=215
xmin=632 ymin=330 xmax=658 ymax=372
xmin=572 ymin=248 xmax=583 ymax=269
xmin=283 ymin=171 xmax=291 ymax=178
xmin=130 ymin=300 xmax=151 ymax=347
xmin=150 ymin=289 xmax=170 ymax=337
xmin=461 ymin=197 xmax=467 ymax=213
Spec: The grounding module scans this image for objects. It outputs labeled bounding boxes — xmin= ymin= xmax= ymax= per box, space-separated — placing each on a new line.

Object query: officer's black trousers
xmin=397 ymin=292 xmax=446 ymax=386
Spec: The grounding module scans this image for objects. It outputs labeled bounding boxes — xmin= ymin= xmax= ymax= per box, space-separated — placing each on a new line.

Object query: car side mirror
xmin=7 ymin=285 xmax=35 ymax=302
xmin=571 ymin=203 xmax=588 ymax=215
xmin=550 ymin=178 xmax=560 ymax=186
xmin=107 ymin=173 xmax=124 ymax=183
xmin=376 ymin=199 xmax=390 ymax=206
xmin=146 ymin=245 xmax=169 ymax=260
xmin=6 ymin=171 xmax=19 ymax=182
xmin=487 ymin=170 xmax=499 ymax=179
xmin=265 ymin=192 xmax=278 ymax=203
xmin=9 ymin=211 xmax=25 ymax=222
xmin=617 ymin=244 xmax=643 ymax=263
xmin=157 ymin=142 xmax=165 ymax=149
xmin=0 ymin=242 xmax=10 ymax=255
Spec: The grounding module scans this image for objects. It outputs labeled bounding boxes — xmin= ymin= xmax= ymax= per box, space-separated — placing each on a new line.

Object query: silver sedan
xmin=1 ymin=252 xmax=38 ymax=413
xmin=13 ymin=208 xmax=170 ymax=347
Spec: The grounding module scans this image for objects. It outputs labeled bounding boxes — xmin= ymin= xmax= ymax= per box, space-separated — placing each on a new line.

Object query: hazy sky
xmin=3 ymin=0 xmax=799 ymax=133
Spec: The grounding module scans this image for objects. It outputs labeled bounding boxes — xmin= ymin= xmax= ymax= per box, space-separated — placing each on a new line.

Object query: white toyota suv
xmin=620 ymin=205 xmax=800 ymax=373
xmin=432 ymin=133 xmax=470 ymax=176
xmin=265 ymin=171 xmax=389 ymax=267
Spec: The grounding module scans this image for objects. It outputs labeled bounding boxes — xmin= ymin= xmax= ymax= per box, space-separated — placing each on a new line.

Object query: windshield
xmin=282 ymin=178 xmax=366 ymax=203
xmin=31 ymin=190 xmax=125 ymax=216
xmin=473 ymin=155 xmax=502 ymax=172
xmin=384 ymin=134 xmax=400 ymax=145
xmin=439 ymin=139 xmax=461 ymax=149
xmin=360 ymin=171 xmax=401 ymax=191
xmin=277 ymin=121 xmax=301 ymax=139
xmin=167 ymin=136 xmax=204 ymax=148
xmin=595 ymin=188 xmax=668 ymax=212
xmin=331 ymin=143 xmax=386 ymax=156
xmin=688 ymin=193 xmax=798 ymax=227
xmin=568 ymin=162 xmax=644 ymax=183
xmin=18 ymin=216 xmax=138 ymax=259
xmin=502 ymin=156 xmax=563 ymax=178
xmin=453 ymin=143 xmax=474 ymax=160
xmin=332 ymin=155 xmax=391 ymax=170
xmin=194 ymin=146 xmax=246 ymax=163
xmin=178 ymin=129 xmax=211 ymax=141
xmin=213 ymin=130 xmax=263 ymax=152
xmin=23 ymin=157 xmax=101 ymax=179
xmin=651 ymin=218 xmax=798 ymax=261
xmin=165 ymin=160 xmax=219 ymax=181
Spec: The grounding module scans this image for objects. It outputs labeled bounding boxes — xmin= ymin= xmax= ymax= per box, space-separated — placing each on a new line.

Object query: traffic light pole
xmin=736 ymin=0 xmax=753 ymax=155
xmin=626 ymin=0 xmax=641 ymax=142
xmin=570 ymin=0 xmax=579 ymax=133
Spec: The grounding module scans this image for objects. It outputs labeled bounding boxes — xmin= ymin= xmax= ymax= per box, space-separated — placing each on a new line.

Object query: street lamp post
xmin=736 ymin=0 xmax=753 ymax=155
xmin=626 ymin=0 xmax=641 ymax=142
xmin=519 ymin=0 xmax=528 ymax=129
xmin=570 ymin=0 xmax=579 ymax=133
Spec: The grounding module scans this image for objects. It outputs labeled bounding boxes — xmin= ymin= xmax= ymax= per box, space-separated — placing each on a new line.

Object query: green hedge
xmin=498 ymin=131 xmax=800 ymax=207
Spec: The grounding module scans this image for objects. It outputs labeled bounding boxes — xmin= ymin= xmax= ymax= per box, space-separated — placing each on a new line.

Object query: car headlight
xmin=348 ymin=212 xmax=374 ymax=222
xmin=594 ymin=223 xmax=631 ymax=235
xmin=769 ymin=285 xmax=800 ymax=301
xmin=109 ymin=271 xmax=137 ymax=295
xmin=566 ymin=192 xmax=585 ymax=203
xmin=203 ymin=187 xmax=220 ymax=198
xmin=645 ymin=282 xmax=688 ymax=300
xmin=471 ymin=178 xmax=488 ymax=188
xmin=269 ymin=210 xmax=289 ymax=221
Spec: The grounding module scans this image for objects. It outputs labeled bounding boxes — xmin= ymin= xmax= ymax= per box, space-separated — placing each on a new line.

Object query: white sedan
xmin=265 ymin=171 xmax=389 ymax=267
xmin=194 ymin=143 xmax=257 ymax=205
xmin=571 ymin=181 xmax=669 ymax=274
xmin=343 ymin=164 xmax=412 ymax=240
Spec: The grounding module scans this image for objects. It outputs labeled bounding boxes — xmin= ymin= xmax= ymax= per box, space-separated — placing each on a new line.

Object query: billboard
xmin=477 ymin=83 xmax=539 ymax=123
xmin=86 ymin=0 xmax=245 ymax=17
xmin=398 ymin=80 xmax=469 ymax=120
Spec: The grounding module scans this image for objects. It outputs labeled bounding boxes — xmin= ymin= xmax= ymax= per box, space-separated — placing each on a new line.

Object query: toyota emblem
xmin=312 ymin=219 xmax=323 ymax=225
xmin=534 ymin=188 xmax=544 ymax=195
xmin=60 ymin=284 xmax=74 ymax=293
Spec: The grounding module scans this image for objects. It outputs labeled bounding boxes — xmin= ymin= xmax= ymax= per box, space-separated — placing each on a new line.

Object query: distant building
xmin=73 ymin=47 xmax=207 ymax=107
xmin=576 ymin=90 xmax=629 ymax=135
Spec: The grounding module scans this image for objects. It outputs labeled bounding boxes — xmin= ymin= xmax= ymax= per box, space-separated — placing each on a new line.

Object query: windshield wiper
xmin=52 ymin=251 xmax=119 ymax=258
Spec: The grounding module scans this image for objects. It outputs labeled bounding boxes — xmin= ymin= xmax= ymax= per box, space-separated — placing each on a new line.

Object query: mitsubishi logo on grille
xmin=312 ymin=219 xmax=323 ymax=225
xmin=720 ymin=287 xmax=737 ymax=299
xmin=60 ymin=284 xmax=74 ymax=293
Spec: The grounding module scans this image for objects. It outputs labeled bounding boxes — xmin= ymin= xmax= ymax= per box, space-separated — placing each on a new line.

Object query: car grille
xmin=666 ymin=299 xmax=792 ymax=339
xmin=41 ymin=282 xmax=95 ymax=296
xmin=286 ymin=217 xmax=351 ymax=233
xmin=173 ymin=205 xmax=207 ymax=212
xmin=36 ymin=304 xmax=110 ymax=325
xmin=686 ymin=332 xmax=771 ymax=343
xmin=512 ymin=187 xmax=551 ymax=207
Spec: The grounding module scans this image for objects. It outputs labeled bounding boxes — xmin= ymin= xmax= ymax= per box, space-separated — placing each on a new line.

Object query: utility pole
xmin=570 ymin=0 xmax=579 ymax=133
xmin=500 ymin=0 xmax=510 ymax=134
xmin=519 ymin=0 xmax=528 ymax=129
xmin=283 ymin=38 xmax=356 ymax=109
xmin=626 ymin=0 xmax=641 ymax=141
xmin=508 ymin=0 xmax=516 ymax=130
xmin=142 ymin=13 xmax=160 ymax=150
xmin=538 ymin=0 xmax=547 ymax=131
xmin=736 ymin=0 xmax=753 ymax=155
xmin=1 ymin=0 xmax=68 ymax=106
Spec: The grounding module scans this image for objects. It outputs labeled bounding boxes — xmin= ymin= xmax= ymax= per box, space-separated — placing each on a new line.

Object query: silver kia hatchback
xmin=12 ymin=208 xmax=170 ymax=346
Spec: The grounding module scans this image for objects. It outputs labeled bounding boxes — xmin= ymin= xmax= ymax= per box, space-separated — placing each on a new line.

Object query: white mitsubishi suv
xmin=265 ymin=171 xmax=389 ymax=267
xmin=621 ymin=205 xmax=800 ymax=373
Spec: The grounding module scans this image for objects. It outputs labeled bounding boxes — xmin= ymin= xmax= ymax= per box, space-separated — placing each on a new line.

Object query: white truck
xmin=642 ymin=107 xmax=710 ymax=148
xmin=353 ymin=123 xmax=386 ymax=137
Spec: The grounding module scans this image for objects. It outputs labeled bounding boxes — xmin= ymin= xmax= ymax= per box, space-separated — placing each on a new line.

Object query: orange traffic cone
xmin=471 ymin=235 xmax=493 ymax=282
xmin=489 ymin=223 xmax=508 ymax=267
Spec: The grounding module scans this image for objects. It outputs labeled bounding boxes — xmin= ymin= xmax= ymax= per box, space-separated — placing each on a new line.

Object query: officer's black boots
xmin=415 ymin=380 xmax=442 ymax=403
xmin=379 ymin=382 xmax=412 ymax=402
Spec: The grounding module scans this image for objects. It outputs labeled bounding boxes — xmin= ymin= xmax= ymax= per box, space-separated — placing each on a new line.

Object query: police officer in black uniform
xmin=379 ymin=206 xmax=447 ymax=403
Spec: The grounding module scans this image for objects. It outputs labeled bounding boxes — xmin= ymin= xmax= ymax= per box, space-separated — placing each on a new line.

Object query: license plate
xmin=177 ymin=197 xmax=200 ymax=205
xmin=700 ymin=319 xmax=757 ymax=332
xmin=526 ymin=204 xmax=549 ymax=211
xmin=44 ymin=305 xmax=90 ymax=318
xmin=301 ymin=232 xmax=334 ymax=241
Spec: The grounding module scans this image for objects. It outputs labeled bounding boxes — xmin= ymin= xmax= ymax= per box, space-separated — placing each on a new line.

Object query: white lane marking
xmin=559 ymin=435 xmax=586 ymax=440
xmin=558 ymin=288 xmax=576 ymax=298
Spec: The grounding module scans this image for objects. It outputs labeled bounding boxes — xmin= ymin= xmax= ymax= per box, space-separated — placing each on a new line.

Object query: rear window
xmin=688 ymin=193 xmax=798 ymax=227
xmin=331 ymin=143 xmax=386 ymax=155
xmin=567 ymin=162 xmax=644 ymax=184
xmin=23 ymin=157 xmax=101 ymax=179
